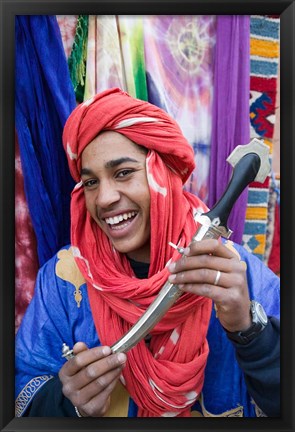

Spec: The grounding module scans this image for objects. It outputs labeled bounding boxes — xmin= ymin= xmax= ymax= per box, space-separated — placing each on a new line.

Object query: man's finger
xmin=64 ymin=346 xmax=112 ymax=376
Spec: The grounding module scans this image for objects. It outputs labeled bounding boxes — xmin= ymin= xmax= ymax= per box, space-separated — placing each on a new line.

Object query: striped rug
xmin=242 ymin=15 xmax=280 ymax=262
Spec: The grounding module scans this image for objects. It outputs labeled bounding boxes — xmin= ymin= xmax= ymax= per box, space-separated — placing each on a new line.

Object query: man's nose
xmin=95 ymin=181 xmax=121 ymax=208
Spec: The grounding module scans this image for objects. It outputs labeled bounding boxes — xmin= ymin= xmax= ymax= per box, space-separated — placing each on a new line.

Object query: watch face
xmin=253 ymin=301 xmax=268 ymax=325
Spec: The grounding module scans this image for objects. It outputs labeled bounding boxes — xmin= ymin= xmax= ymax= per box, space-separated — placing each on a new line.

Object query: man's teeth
xmin=105 ymin=211 xmax=137 ymax=226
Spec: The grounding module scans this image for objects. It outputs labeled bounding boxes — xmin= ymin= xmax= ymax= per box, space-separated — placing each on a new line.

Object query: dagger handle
xmin=205 ymin=152 xmax=261 ymax=229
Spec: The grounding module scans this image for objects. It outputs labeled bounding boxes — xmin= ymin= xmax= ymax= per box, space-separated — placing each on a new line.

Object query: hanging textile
xmin=143 ymin=16 xmax=216 ymax=202
xmin=15 ymin=133 xmax=39 ymax=333
xmin=67 ymin=15 xmax=89 ymax=102
xmin=83 ymin=16 xmax=147 ymax=101
xmin=15 ymin=15 xmax=76 ymax=267
xmin=56 ymin=15 xmax=78 ymax=59
xmin=84 ymin=15 xmax=126 ymax=99
xmin=241 ymin=15 xmax=280 ymax=260
xmin=265 ymin=64 xmax=280 ymax=274
xmin=208 ymin=15 xmax=250 ymax=244
xmin=117 ymin=16 xmax=148 ymax=100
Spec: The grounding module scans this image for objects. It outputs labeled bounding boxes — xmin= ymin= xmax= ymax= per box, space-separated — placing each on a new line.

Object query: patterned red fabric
xmin=15 ymin=133 xmax=39 ymax=333
xmin=63 ymin=88 xmax=212 ymax=417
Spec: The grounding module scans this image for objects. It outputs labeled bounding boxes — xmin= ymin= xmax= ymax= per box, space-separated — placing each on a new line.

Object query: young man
xmin=15 ymin=88 xmax=280 ymax=418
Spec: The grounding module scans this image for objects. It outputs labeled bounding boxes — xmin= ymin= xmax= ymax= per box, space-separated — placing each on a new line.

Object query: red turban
xmin=63 ymin=87 xmax=195 ymax=183
xmin=62 ymin=88 xmax=212 ymax=417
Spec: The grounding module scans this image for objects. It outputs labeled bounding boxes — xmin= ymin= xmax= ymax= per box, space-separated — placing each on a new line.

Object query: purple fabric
xmin=208 ymin=16 xmax=250 ymax=244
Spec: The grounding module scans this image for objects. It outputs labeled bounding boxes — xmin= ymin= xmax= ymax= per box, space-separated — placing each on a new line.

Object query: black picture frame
xmin=1 ymin=1 xmax=294 ymax=431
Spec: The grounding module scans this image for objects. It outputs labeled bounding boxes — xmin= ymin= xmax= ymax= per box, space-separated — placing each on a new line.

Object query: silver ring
xmin=214 ymin=270 xmax=221 ymax=286
xmin=74 ymin=406 xmax=83 ymax=417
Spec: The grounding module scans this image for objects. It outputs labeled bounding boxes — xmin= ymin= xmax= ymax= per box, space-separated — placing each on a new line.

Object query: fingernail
xmin=183 ymin=247 xmax=190 ymax=255
xmin=168 ymin=274 xmax=176 ymax=282
xmin=117 ymin=353 xmax=127 ymax=363
xmin=168 ymin=263 xmax=176 ymax=272
xmin=102 ymin=346 xmax=111 ymax=356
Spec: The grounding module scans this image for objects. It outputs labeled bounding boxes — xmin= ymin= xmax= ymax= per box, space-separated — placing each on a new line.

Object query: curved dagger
xmin=110 ymin=138 xmax=270 ymax=353
xmin=62 ymin=139 xmax=270 ymax=358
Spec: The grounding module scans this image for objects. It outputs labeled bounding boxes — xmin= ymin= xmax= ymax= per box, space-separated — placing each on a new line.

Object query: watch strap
xmin=225 ymin=301 xmax=268 ymax=345
xmin=226 ymin=321 xmax=265 ymax=345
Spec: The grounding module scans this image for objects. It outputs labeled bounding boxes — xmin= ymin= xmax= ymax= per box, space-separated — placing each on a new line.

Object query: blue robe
xmin=15 ymin=241 xmax=280 ymax=417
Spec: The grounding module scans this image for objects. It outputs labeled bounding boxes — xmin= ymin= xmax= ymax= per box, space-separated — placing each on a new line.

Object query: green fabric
xmin=68 ymin=15 xmax=89 ymax=102
xmin=119 ymin=17 xmax=148 ymax=101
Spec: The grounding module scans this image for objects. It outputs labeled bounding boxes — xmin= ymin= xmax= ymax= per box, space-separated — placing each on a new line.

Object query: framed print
xmin=0 ymin=1 xmax=294 ymax=431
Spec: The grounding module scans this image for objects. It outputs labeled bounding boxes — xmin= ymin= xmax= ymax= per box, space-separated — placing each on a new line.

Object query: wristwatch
xmin=226 ymin=300 xmax=268 ymax=345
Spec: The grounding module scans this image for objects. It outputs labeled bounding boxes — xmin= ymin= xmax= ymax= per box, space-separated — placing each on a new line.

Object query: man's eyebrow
xmin=80 ymin=157 xmax=139 ymax=176
xmin=105 ymin=157 xmax=139 ymax=168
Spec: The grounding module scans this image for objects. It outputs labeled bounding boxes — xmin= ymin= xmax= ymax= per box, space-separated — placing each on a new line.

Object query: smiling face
xmin=81 ymin=131 xmax=151 ymax=263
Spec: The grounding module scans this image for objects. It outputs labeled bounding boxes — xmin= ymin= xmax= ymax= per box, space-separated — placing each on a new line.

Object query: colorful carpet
xmin=242 ymin=15 xmax=280 ymax=263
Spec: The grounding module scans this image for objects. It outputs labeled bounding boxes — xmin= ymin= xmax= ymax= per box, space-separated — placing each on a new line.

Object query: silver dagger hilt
xmin=62 ymin=138 xmax=270 ymax=357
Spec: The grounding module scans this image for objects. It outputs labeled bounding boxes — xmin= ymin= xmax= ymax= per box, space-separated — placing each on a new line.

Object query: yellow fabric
xmin=246 ymin=207 xmax=268 ymax=220
xmin=250 ymin=39 xmax=279 ymax=58
xmin=103 ymin=381 xmax=130 ymax=417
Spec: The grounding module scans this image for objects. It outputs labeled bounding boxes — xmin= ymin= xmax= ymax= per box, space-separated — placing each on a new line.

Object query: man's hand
xmin=59 ymin=342 xmax=127 ymax=417
xmin=168 ymin=239 xmax=252 ymax=333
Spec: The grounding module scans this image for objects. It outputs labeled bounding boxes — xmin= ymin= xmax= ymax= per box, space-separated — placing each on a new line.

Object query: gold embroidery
xmin=56 ymin=247 xmax=86 ymax=307
xmin=103 ymin=381 xmax=130 ymax=417
xmin=15 ymin=375 xmax=54 ymax=417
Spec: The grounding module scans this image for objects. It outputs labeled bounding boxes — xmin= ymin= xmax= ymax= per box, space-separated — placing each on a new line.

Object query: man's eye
xmin=117 ymin=169 xmax=133 ymax=178
xmin=83 ymin=179 xmax=97 ymax=188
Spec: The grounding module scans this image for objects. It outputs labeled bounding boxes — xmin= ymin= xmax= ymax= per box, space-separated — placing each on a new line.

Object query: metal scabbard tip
xmin=62 ymin=343 xmax=75 ymax=360
xmin=168 ymin=242 xmax=184 ymax=255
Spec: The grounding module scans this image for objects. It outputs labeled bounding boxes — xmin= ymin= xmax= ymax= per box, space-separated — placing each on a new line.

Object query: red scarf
xmin=63 ymin=88 xmax=212 ymax=417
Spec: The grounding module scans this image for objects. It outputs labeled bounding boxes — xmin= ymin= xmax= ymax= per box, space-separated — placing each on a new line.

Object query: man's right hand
xmin=59 ymin=342 xmax=127 ymax=417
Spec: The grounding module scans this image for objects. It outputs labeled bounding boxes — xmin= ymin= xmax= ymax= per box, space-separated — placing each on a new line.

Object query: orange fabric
xmin=63 ymin=88 xmax=212 ymax=417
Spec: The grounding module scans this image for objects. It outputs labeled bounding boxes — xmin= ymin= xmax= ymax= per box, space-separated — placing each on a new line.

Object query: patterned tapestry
xmin=241 ymin=15 xmax=280 ymax=271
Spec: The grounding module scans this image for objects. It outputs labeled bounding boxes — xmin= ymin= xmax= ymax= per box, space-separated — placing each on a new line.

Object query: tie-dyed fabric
xmin=143 ymin=16 xmax=216 ymax=202
xmin=84 ymin=16 xmax=125 ymax=98
xmin=15 ymin=240 xmax=280 ymax=417
xmin=116 ymin=17 xmax=148 ymax=100
xmin=63 ymin=88 xmax=211 ymax=416
xmin=56 ymin=15 xmax=78 ymax=59
xmin=83 ymin=16 xmax=147 ymax=101
xmin=15 ymin=135 xmax=39 ymax=333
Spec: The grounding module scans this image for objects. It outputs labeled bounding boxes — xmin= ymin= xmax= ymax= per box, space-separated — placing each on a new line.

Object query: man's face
xmin=81 ymin=131 xmax=151 ymax=263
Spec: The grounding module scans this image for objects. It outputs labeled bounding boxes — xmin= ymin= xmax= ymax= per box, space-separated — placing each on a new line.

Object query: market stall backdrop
xmin=15 ymin=15 xmax=280 ymax=332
